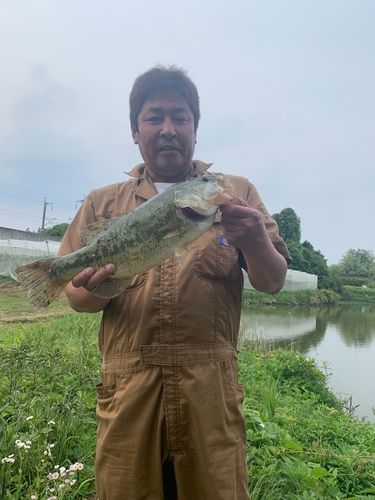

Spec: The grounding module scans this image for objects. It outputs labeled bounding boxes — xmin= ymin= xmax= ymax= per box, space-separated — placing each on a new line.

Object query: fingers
xmin=220 ymin=200 xmax=252 ymax=218
xmin=71 ymin=264 xmax=116 ymax=292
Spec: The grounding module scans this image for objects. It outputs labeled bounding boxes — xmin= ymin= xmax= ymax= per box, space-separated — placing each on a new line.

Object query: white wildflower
xmin=26 ymin=416 xmax=34 ymax=421
xmin=47 ymin=421 xmax=56 ymax=425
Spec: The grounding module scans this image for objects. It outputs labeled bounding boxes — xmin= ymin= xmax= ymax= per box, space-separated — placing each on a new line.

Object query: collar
xmin=124 ymin=160 xmax=213 ymax=201
xmin=125 ymin=160 xmax=213 ymax=180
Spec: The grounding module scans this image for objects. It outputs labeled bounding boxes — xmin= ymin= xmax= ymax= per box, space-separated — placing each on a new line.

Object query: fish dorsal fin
xmin=175 ymin=242 xmax=192 ymax=267
xmin=80 ymin=219 xmax=114 ymax=246
xmin=92 ymin=278 xmax=131 ymax=299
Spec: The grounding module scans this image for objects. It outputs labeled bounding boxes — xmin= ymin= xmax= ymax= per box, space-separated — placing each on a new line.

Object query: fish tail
xmin=15 ymin=258 xmax=66 ymax=311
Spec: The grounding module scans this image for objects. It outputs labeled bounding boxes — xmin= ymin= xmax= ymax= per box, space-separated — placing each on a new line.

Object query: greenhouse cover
xmin=243 ymin=269 xmax=317 ymax=291
xmin=0 ymin=239 xmax=61 ymax=280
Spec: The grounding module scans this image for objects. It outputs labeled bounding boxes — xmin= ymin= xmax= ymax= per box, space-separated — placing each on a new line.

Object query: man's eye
xmin=148 ymin=116 xmax=161 ymax=122
xmin=174 ymin=117 xmax=186 ymax=123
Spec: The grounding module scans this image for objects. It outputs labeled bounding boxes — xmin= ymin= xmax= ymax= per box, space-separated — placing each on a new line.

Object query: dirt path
xmin=0 ymin=277 xmax=72 ymax=323
xmin=0 ymin=278 xmax=27 ymax=297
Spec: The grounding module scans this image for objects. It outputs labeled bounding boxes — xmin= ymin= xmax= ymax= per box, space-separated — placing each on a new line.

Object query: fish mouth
xmin=180 ymin=206 xmax=209 ymax=222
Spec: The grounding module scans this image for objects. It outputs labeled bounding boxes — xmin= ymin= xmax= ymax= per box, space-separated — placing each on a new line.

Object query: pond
xmin=240 ymin=303 xmax=375 ymax=423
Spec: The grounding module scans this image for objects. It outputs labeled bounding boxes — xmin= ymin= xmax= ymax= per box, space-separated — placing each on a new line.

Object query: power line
xmin=0 ymin=168 xmax=85 ymax=199
xmin=0 ymin=208 xmax=41 ymax=223
xmin=1 ymin=181 xmax=82 ymax=204
xmin=0 ymin=189 xmax=83 ymax=211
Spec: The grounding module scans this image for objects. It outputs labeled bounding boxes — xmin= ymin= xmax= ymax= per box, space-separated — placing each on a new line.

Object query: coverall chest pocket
xmin=194 ymin=222 xmax=241 ymax=281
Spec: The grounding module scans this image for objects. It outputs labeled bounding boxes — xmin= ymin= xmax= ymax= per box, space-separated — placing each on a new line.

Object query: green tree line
xmin=272 ymin=207 xmax=375 ymax=291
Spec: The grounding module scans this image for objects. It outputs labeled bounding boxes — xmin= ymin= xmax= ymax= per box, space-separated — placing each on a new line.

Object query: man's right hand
xmin=65 ymin=264 xmax=116 ymax=313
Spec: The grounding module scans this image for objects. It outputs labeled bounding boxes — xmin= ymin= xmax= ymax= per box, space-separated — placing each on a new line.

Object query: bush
xmin=340 ymin=285 xmax=375 ymax=303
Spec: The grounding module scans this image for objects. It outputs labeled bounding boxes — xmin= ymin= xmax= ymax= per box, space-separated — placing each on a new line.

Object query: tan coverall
xmin=58 ymin=161 xmax=291 ymax=500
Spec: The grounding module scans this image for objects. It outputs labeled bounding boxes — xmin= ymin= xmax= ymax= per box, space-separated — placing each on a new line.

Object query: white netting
xmin=0 ymin=239 xmax=61 ymax=280
xmin=243 ymin=269 xmax=318 ymax=291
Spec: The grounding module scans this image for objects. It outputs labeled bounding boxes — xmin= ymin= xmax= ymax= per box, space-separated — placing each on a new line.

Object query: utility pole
xmin=41 ymin=198 xmax=53 ymax=233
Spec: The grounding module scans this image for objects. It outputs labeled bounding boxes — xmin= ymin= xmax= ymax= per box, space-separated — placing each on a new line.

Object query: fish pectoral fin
xmin=175 ymin=242 xmax=192 ymax=267
xmin=154 ymin=225 xmax=185 ymax=242
xmin=92 ymin=278 xmax=131 ymax=299
xmin=80 ymin=219 xmax=116 ymax=246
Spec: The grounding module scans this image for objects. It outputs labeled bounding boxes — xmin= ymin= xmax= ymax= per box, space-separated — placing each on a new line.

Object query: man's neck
xmin=146 ymin=165 xmax=194 ymax=184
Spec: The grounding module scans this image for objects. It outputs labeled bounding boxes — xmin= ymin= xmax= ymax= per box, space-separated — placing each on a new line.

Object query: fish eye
xmin=201 ymin=176 xmax=209 ymax=182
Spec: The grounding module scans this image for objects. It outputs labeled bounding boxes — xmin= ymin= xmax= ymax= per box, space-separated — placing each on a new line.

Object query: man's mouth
xmin=159 ymin=145 xmax=179 ymax=152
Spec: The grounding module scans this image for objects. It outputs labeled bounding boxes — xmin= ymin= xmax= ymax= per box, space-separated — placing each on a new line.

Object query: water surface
xmin=240 ymin=303 xmax=375 ymax=422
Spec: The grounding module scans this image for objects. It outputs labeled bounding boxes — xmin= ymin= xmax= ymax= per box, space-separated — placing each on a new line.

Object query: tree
xmin=336 ymin=249 xmax=375 ymax=278
xmin=272 ymin=208 xmax=301 ymax=243
xmin=44 ymin=223 xmax=69 ymax=238
xmin=272 ymin=208 xmax=341 ymax=291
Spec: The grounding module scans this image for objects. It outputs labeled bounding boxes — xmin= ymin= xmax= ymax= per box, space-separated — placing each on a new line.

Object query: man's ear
xmin=131 ymin=124 xmax=139 ymax=145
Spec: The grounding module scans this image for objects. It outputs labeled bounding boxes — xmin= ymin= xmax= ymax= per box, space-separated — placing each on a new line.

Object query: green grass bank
xmin=242 ymin=288 xmax=340 ymax=306
xmin=243 ymin=286 xmax=375 ymax=306
xmin=1 ymin=314 xmax=374 ymax=499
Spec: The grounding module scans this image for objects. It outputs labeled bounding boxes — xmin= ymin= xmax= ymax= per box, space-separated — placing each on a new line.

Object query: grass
xmin=0 ymin=314 xmax=101 ymax=499
xmin=0 ymin=277 xmax=72 ymax=323
xmin=242 ymin=288 xmax=340 ymax=306
xmin=1 ymin=313 xmax=374 ymax=498
xmin=238 ymin=343 xmax=375 ymax=499
xmin=340 ymin=286 xmax=375 ymax=304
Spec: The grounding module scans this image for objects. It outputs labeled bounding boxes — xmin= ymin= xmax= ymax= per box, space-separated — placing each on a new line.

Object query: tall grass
xmin=239 ymin=346 xmax=375 ymax=499
xmin=0 ymin=314 xmax=101 ymax=499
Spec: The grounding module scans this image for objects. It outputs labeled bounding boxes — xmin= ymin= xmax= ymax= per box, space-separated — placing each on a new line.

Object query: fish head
xmin=174 ymin=173 xmax=240 ymax=222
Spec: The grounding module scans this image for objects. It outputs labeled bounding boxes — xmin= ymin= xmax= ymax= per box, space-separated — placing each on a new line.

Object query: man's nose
xmin=160 ymin=117 xmax=177 ymax=138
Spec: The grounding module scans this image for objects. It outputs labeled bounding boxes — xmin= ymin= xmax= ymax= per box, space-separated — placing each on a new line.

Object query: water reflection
xmin=241 ymin=303 xmax=375 ymax=350
xmin=240 ymin=303 xmax=375 ymax=422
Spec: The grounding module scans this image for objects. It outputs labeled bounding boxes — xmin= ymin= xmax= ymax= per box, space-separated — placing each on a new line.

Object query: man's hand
xmin=220 ymin=199 xmax=268 ymax=249
xmin=65 ymin=264 xmax=116 ymax=313
xmin=220 ymin=199 xmax=287 ymax=295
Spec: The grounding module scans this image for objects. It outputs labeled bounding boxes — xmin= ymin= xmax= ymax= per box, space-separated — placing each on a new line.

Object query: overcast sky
xmin=0 ymin=0 xmax=374 ymax=264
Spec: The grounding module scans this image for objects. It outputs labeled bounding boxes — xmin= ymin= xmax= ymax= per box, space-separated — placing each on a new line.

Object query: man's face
xmin=131 ymin=90 xmax=197 ymax=182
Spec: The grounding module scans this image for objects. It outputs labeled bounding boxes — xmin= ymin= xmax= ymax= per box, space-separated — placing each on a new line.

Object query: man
xmin=58 ymin=65 xmax=291 ymax=500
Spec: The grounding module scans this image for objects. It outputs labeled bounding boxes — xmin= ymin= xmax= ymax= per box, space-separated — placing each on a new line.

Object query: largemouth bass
xmin=16 ymin=173 xmax=239 ymax=311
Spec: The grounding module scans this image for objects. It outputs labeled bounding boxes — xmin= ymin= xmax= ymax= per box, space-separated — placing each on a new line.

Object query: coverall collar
xmin=124 ymin=160 xmax=213 ymax=201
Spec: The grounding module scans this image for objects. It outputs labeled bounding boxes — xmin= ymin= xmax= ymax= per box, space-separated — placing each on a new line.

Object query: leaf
xmin=310 ymin=466 xmax=331 ymax=477
xmin=280 ymin=438 xmax=303 ymax=452
xmin=359 ymin=488 xmax=375 ymax=494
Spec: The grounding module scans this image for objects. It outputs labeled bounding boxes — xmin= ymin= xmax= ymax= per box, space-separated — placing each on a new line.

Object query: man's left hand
xmin=220 ymin=198 xmax=268 ymax=251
